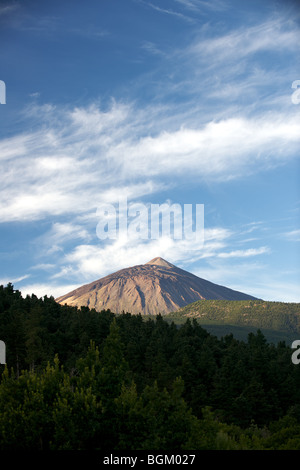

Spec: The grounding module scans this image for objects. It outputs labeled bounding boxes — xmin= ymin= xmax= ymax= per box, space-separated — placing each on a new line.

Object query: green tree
xmin=51 ymin=373 xmax=102 ymax=450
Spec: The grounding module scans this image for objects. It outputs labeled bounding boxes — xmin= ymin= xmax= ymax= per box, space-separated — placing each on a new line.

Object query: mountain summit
xmin=145 ymin=257 xmax=175 ymax=268
xmin=56 ymin=257 xmax=258 ymax=315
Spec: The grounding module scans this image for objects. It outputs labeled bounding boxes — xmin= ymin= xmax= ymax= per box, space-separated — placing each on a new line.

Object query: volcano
xmin=55 ymin=257 xmax=258 ymax=315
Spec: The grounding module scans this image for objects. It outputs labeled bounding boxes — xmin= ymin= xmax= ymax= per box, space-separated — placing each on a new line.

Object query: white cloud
xmin=1 ymin=101 xmax=298 ymax=224
xmin=191 ymin=18 xmax=300 ymax=60
xmin=0 ymin=4 xmax=19 ymax=17
xmin=109 ymin=113 xmax=300 ymax=181
xmin=24 ymin=230 xmax=273 ymax=300
xmin=138 ymin=1 xmax=194 ymax=22
xmin=46 ymin=222 xmax=93 ymax=244
xmin=0 ymin=11 xmax=299 ymax=226
xmin=217 ymin=246 xmax=270 ymax=258
xmin=48 ymin=223 xmax=266 ymax=285
xmin=30 ymin=263 xmax=56 ymax=271
xmin=283 ymin=229 xmax=300 ymax=242
xmin=0 ymin=274 xmax=30 ymax=286
xmin=193 ymin=260 xmax=300 ymax=302
xmin=248 ymin=280 xmax=300 ymax=303
xmin=174 ymin=0 xmax=227 ymax=12
xmin=151 ymin=15 xmax=300 ymax=112
xmin=1 ymin=6 xmax=299 ymax=305
xmin=18 ymin=283 xmax=80 ymax=300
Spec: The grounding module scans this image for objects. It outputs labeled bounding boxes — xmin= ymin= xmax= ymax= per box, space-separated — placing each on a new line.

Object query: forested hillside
xmin=1 ymin=283 xmax=300 ymax=450
xmin=166 ymin=299 xmax=300 ymax=344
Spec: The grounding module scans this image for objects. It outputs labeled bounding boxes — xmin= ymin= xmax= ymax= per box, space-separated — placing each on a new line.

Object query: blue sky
xmin=0 ymin=0 xmax=299 ymax=302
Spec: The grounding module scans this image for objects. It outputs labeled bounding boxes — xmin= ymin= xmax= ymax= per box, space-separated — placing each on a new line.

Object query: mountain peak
xmin=145 ymin=257 xmax=175 ymax=268
xmin=56 ymin=258 xmax=258 ymax=315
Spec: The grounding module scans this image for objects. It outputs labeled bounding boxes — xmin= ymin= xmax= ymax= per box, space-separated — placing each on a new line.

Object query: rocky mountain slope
xmin=55 ymin=257 xmax=258 ymax=315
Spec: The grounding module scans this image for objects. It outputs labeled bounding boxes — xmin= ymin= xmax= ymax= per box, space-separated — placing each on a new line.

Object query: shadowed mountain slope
xmin=56 ymin=257 xmax=258 ymax=315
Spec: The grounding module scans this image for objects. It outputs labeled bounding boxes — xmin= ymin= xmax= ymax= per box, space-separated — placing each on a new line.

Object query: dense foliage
xmin=1 ymin=283 xmax=300 ymax=450
xmin=166 ymin=299 xmax=300 ymax=344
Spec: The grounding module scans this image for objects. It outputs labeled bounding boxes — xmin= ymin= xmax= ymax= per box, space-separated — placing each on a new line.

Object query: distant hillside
xmin=165 ymin=299 xmax=300 ymax=344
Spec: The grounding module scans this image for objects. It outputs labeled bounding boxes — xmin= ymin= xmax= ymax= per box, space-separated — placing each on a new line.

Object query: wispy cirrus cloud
xmin=137 ymin=0 xmax=194 ymax=22
xmin=0 ymin=99 xmax=299 ymax=224
xmin=174 ymin=0 xmax=227 ymax=11
xmin=217 ymin=246 xmax=270 ymax=258
xmin=193 ymin=260 xmax=300 ymax=302
xmin=39 ymin=222 xmax=94 ymax=250
xmin=19 ymin=282 xmax=80 ymax=300
xmin=0 ymin=3 xmax=19 ymax=17
xmin=191 ymin=18 xmax=300 ymax=59
xmin=1 ymin=3 xmax=299 ymax=302
xmin=0 ymin=2 xmax=107 ymax=39
xmin=45 ymin=223 xmax=267 ymax=285
xmin=283 ymin=229 xmax=300 ymax=242
xmin=128 ymin=13 xmax=300 ymax=135
xmin=0 ymin=274 xmax=31 ymax=289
